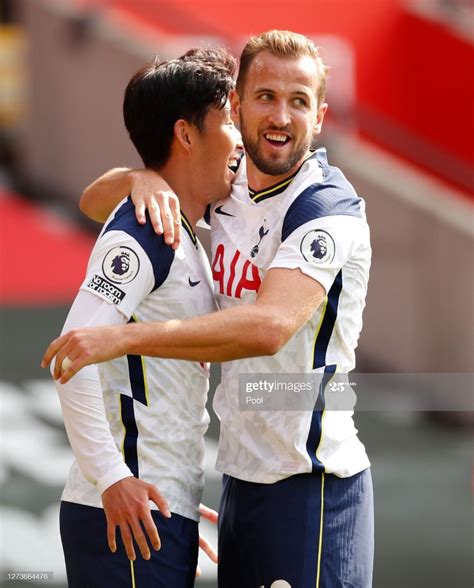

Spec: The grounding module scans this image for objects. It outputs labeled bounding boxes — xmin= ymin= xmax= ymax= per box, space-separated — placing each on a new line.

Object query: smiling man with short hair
xmin=49 ymin=48 xmax=239 ymax=588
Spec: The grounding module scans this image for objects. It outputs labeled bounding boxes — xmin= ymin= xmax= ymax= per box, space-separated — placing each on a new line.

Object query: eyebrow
xmin=292 ymin=89 xmax=311 ymax=97
xmin=253 ymin=87 xmax=274 ymax=94
xmin=253 ymin=86 xmax=312 ymax=98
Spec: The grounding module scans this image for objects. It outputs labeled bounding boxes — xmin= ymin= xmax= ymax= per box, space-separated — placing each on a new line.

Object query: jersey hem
xmin=216 ymin=459 xmax=371 ymax=483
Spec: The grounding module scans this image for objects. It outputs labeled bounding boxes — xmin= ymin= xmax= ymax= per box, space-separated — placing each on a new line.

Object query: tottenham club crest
xmin=250 ymin=221 xmax=270 ymax=258
xmin=300 ymin=229 xmax=335 ymax=265
xmin=102 ymin=246 xmax=140 ymax=284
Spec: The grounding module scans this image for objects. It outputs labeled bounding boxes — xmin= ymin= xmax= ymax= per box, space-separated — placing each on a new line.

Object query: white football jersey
xmin=62 ymin=197 xmax=216 ymax=521
xmin=211 ymin=149 xmax=371 ymax=482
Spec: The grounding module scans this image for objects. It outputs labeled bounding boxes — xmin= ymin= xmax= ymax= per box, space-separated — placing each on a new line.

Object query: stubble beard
xmin=240 ymin=116 xmax=310 ymax=176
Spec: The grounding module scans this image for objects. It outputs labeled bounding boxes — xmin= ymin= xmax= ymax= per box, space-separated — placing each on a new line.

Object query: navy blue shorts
xmin=218 ymin=469 xmax=374 ymax=588
xmin=60 ymin=501 xmax=198 ymax=588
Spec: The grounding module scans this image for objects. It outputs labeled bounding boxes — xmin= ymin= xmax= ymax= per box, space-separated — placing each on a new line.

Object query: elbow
xmin=78 ymin=191 xmax=88 ymax=215
xmin=79 ymin=187 xmax=94 ymax=219
xmin=251 ymin=316 xmax=292 ymax=356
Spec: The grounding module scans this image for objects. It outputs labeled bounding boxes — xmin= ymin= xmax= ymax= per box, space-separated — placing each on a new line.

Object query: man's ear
xmin=230 ymin=89 xmax=240 ymax=124
xmin=174 ymin=119 xmax=194 ymax=152
xmin=313 ymin=102 xmax=328 ymax=135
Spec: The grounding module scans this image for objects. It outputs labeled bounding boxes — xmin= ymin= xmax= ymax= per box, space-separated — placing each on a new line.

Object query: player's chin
xmin=222 ymin=174 xmax=234 ymax=197
xmin=208 ymin=179 xmax=232 ymax=203
xmin=224 ymin=166 xmax=236 ymax=189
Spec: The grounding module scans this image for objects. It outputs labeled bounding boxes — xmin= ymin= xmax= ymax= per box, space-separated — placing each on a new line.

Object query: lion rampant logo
xmin=310 ymin=235 xmax=328 ymax=260
xmin=111 ymin=252 xmax=130 ymax=276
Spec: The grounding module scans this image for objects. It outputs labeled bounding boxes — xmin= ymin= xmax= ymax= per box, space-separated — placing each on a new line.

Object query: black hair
xmin=123 ymin=48 xmax=235 ymax=169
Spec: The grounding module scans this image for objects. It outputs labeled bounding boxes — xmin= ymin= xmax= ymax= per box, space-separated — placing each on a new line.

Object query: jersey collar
xmin=180 ymin=212 xmax=197 ymax=247
xmin=247 ymin=151 xmax=316 ymax=204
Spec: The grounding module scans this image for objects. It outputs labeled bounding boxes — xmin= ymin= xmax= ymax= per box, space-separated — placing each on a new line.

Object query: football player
xmin=46 ymin=48 xmax=239 ymax=588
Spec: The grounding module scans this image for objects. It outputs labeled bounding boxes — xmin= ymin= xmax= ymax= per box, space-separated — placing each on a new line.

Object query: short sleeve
xmin=269 ymin=216 xmax=360 ymax=294
xmin=80 ymin=198 xmax=175 ymax=319
xmin=270 ymin=171 xmax=364 ymax=294
xmin=79 ymin=230 xmax=155 ymax=320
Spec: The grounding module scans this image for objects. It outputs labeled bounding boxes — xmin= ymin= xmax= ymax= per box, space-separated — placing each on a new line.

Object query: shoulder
xmin=102 ymin=198 xmax=175 ymax=291
xmin=282 ymin=150 xmax=363 ymax=242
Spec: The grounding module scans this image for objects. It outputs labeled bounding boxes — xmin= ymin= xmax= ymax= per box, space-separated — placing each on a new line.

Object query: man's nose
xmin=267 ymin=100 xmax=291 ymax=128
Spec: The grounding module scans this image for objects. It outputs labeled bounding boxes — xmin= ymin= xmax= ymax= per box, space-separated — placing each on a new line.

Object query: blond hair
xmin=236 ymin=30 xmax=329 ymax=105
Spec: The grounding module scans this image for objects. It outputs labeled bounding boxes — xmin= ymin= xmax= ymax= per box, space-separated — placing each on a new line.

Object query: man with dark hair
xmin=45 ymin=30 xmax=374 ymax=588
xmin=124 ymin=48 xmax=236 ymax=170
xmin=48 ymin=48 xmax=238 ymax=588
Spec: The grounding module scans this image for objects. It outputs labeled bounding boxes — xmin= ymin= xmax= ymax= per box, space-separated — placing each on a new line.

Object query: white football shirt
xmin=210 ymin=149 xmax=371 ymax=482
xmin=59 ymin=197 xmax=216 ymax=521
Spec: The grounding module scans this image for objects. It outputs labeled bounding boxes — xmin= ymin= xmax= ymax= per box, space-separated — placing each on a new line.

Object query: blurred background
xmin=0 ymin=0 xmax=473 ymax=586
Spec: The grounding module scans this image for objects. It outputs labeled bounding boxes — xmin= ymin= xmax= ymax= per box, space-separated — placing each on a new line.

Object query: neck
xmin=159 ymin=164 xmax=206 ymax=229
xmin=175 ymin=193 xmax=204 ymax=229
xmin=246 ymin=150 xmax=312 ymax=191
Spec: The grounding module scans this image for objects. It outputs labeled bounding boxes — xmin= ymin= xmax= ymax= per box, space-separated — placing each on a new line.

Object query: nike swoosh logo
xmin=188 ymin=278 xmax=201 ymax=287
xmin=215 ymin=206 xmax=235 ymax=217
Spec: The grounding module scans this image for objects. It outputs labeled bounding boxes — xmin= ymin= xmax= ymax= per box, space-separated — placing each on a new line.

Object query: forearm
xmin=80 ymin=167 xmax=133 ymax=222
xmin=121 ymin=302 xmax=291 ymax=362
xmin=119 ymin=269 xmax=324 ymax=362
xmin=43 ymin=269 xmax=327 ymax=382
